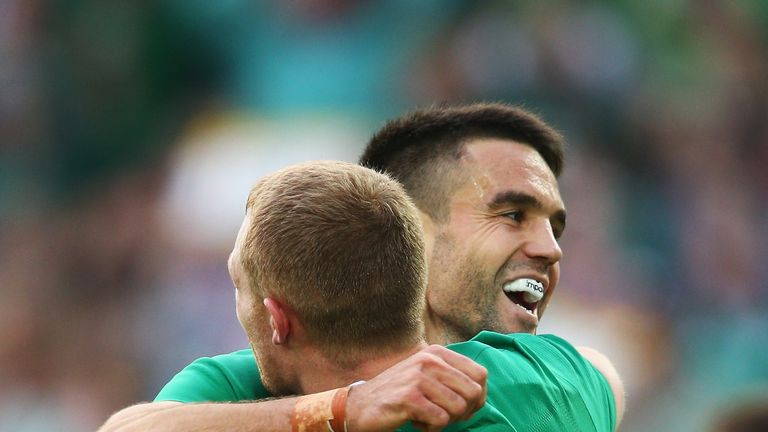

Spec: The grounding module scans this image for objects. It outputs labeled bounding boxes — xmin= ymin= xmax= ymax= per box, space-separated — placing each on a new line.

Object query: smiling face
xmin=423 ymin=138 xmax=566 ymax=344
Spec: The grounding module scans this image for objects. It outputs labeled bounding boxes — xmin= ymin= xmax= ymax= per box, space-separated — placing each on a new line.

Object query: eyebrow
xmin=487 ymin=190 xmax=567 ymax=233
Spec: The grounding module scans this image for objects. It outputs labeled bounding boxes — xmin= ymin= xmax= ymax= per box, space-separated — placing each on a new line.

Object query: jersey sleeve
xmin=537 ymin=334 xmax=617 ymax=431
xmin=154 ymin=349 xmax=272 ymax=403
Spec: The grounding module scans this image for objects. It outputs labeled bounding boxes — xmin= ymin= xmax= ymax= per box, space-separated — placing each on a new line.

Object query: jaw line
xmin=501 ymin=293 xmax=540 ymax=334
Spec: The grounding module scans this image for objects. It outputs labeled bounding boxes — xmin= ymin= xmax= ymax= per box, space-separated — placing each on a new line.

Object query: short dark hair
xmin=242 ymin=161 xmax=426 ymax=365
xmin=360 ymin=102 xmax=564 ymax=221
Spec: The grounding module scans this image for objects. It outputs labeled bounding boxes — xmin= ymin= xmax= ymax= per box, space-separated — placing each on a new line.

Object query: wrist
xmin=291 ymin=381 xmax=365 ymax=432
xmin=337 ymin=381 xmax=365 ymax=432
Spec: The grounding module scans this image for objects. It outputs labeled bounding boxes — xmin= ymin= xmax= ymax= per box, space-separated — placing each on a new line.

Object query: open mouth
xmin=502 ymin=278 xmax=544 ymax=315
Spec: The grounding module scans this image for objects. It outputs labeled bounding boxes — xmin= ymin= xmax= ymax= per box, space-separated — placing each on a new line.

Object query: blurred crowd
xmin=1 ymin=1 xmax=766 ymax=430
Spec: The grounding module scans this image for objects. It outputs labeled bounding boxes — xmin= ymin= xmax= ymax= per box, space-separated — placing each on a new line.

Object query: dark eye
xmin=552 ymin=219 xmax=566 ymax=240
xmin=502 ymin=210 xmax=524 ymax=223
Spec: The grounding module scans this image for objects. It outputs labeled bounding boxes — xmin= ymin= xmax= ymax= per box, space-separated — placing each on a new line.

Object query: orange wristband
xmin=291 ymin=388 xmax=338 ymax=432
xmin=291 ymin=382 xmax=364 ymax=432
xmin=328 ymin=385 xmax=350 ymax=432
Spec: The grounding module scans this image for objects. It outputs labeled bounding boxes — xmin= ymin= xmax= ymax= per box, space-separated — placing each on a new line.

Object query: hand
xmin=345 ymin=345 xmax=487 ymax=432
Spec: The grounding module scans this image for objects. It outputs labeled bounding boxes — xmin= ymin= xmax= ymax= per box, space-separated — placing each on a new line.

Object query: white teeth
xmin=502 ymin=278 xmax=545 ymax=303
xmin=514 ymin=303 xmax=535 ymax=315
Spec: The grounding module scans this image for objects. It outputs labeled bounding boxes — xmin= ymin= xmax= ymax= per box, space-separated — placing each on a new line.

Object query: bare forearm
xmin=99 ymin=400 xmax=294 ymax=432
xmin=100 ymin=345 xmax=486 ymax=432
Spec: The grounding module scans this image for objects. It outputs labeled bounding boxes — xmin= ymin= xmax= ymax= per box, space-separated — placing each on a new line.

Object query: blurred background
xmin=1 ymin=0 xmax=767 ymax=430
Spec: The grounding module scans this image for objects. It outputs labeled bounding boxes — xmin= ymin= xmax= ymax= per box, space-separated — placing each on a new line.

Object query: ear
xmin=263 ymin=297 xmax=290 ymax=345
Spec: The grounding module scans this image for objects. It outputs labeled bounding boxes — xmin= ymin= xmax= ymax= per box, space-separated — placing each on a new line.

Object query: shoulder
xmin=576 ymin=346 xmax=625 ymax=429
xmin=448 ymin=332 xmax=619 ymax=431
xmin=206 ymin=349 xmax=261 ymax=371
xmin=458 ymin=332 xmax=607 ymax=373
xmin=445 ymin=332 xmax=597 ymax=391
xmin=447 ymin=331 xmax=579 ymax=362
xmin=155 ymin=349 xmax=271 ymax=403
xmin=180 ymin=349 xmax=260 ymax=382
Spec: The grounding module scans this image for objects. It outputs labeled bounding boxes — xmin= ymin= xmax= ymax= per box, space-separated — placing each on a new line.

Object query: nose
xmin=521 ymin=218 xmax=562 ymax=265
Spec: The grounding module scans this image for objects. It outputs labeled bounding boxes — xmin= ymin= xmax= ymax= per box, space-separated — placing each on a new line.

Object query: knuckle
xmin=424 ymin=345 xmax=448 ymax=358
xmin=470 ymin=381 xmax=484 ymax=398
xmin=477 ymin=365 xmax=489 ymax=382
xmin=405 ymin=388 xmax=425 ymax=406
xmin=413 ymin=352 xmax=433 ymax=365
xmin=450 ymin=396 xmax=468 ymax=415
xmin=421 ymin=405 xmax=450 ymax=427
xmin=435 ymin=409 xmax=451 ymax=427
xmin=422 ymin=356 xmax=440 ymax=368
xmin=415 ymin=354 xmax=440 ymax=370
xmin=474 ymin=381 xmax=485 ymax=395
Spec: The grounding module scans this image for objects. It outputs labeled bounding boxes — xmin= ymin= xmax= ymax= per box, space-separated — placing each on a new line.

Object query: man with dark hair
xmin=100 ymin=104 xmax=624 ymax=431
xmin=362 ymin=103 xmax=563 ymax=218
xmin=360 ymin=103 xmax=566 ymax=343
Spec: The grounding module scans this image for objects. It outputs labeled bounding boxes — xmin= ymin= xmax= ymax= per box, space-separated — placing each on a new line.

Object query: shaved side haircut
xmin=360 ymin=103 xmax=564 ymax=222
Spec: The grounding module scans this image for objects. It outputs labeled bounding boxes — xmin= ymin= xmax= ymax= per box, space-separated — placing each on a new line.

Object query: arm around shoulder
xmin=98 ymin=399 xmax=295 ymax=432
xmin=99 ymin=401 xmax=182 ymax=432
xmin=577 ymin=346 xmax=625 ymax=430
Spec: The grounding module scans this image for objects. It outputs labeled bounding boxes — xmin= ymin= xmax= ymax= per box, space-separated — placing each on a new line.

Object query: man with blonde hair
xmin=103 ymin=161 xmax=488 ymax=431
xmin=232 ymin=160 xmax=488 ymax=430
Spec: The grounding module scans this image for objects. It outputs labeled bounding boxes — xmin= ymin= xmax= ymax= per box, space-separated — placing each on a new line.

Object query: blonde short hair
xmin=242 ymin=161 xmax=426 ymax=364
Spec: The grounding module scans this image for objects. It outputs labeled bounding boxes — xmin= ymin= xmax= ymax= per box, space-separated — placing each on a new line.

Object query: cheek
xmin=235 ymin=290 xmax=246 ymax=319
xmin=473 ymin=226 xmax=522 ymax=268
xmin=235 ymin=291 xmax=243 ymax=322
xmin=427 ymin=243 xmax=479 ymax=301
xmin=542 ymin=264 xmax=560 ymax=305
xmin=548 ymin=263 xmax=560 ymax=286
xmin=236 ymin=303 xmax=250 ymax=333
xmin=551 ymin=262 xmax=560 ymax=278
xmin=426 ymin=241 xmax=464 ymax=302
xmin=489 ymin=232 xmax=517 ymax=258
xmin=235 ymin=291 xmax=258 ymax=332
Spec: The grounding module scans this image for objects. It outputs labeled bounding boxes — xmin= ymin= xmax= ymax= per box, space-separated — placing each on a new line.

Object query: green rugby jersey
xmin=155 ymin=349 xmax=271 ymax=402
xmin=156 ymin=332 xmax=615 ymax=431
xmin=413 ymin=332 xmax=616 ymax=431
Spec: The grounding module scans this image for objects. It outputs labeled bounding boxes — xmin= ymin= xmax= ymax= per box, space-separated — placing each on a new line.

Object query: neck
xmin=423 ymin=306 xmax=463 ymax=346
xmin=297 ymin=342 xmax=427 ymax=394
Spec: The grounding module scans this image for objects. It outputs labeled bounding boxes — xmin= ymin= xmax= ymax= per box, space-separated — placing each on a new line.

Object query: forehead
xmin=458 ymin=138 xmax=563 ymax=206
